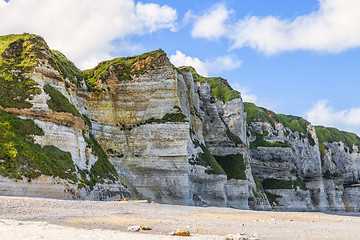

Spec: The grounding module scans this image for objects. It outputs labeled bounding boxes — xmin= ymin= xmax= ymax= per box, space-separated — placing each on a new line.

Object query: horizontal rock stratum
xmin=0 ymin=33 xmax=359 ymax=211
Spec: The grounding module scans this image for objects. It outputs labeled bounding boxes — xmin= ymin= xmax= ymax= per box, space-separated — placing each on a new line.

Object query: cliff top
xmin=83 ymin=49 xmax=166 ymax=91
xmin=244 ymin=102 xmax=310 ymax=137
xmin=0 ymin=33 xmax=83 ymax=109
xmin=316 ymin=126 xmax=360 ymax=157
xmin=179 ymin=66 xmax=240 ymax=103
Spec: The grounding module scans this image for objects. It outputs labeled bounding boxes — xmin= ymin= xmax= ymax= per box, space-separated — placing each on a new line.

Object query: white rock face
xmin=33 ymin=119 xmax=92 ymax=170
xmin=222 ymin=97 xmax=248 ymax=146
xmin=248 ymin=117 xmax=360 ymax=211
xmin=3 ymin=43 xmax=360 ymax=211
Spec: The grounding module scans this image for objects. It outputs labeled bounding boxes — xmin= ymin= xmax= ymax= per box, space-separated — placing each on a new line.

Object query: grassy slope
xmin=79 ymin=132 xmax=119 ymax=190
xmin=0 ymin=34 xmax=44 ymax=108
xmin=244 ymin=102 xmax=310 ymax=136
xmin=215 ymin=154 xmax=246 ymax=180
xmin=49 ymin=50 xmax=83 ymax=87
xmin=262 ymin=178 xmax=307 ymax=191
xmin=244 ymin=102 xmax=303 ymax=148
xmin=83 ymin=50 xmax=165 ymax=91
xmin=0 ymin=109 xmax=77 ymax=181
xmin=315 ymin=126 xmax=360 ymax=158
xmin=0 ymin=34 xmax=83 ymax=109
xmin=44 ymin=84 xmax=81 ymax=117
xmin=179 ymin=66 xmax=240 ymax=103
xmin=0 ymin=34 xmax=118 ymax=188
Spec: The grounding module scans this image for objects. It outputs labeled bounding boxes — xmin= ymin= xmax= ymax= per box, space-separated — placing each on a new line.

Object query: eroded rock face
xmin=247 ymin=114 xmax=360 ymax=211
xmin=1 ymin=34 xmax=360 ymax=211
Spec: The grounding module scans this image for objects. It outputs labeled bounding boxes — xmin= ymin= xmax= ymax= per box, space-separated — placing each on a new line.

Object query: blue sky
xmin=1 ymin=0 xmax=360 ymax=135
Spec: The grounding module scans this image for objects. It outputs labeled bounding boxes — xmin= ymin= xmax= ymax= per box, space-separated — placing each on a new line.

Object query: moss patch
xmin=323 ymin=170 xmax=342 ymax=179
xmin=0 ymin=109 xmax=77 ymax=182
xmin=262 ymin=178 xmax=307 ymax=191
xmin=265 ymin=191 xmax=282 ymax=206
xmin=48 ymin=50 xmax=83 ymax=87
xmin=250 ymin=131 xmax=292 ymax=149
xmin=244 ymin=102 xmax=310 ymax=137
xmin=315 ymin=126 xmax=360 ymax=158
xmin=214 ymin=154 xmax=246 ymax=180
xmin=0 ymin=34 xmax=46 ymax=108
xmin=252 ymin=172 xmax=264 ymax=192
xmin=144 ymin=113 xmax=187 ymax=124
xmin=83 ymin=50 xmax=165 ymax=91
xmin=179 ymin=66 xmax=240 ymax=103
xmin=44 ymin=84 xmax=80 ymax=117
xmin=80 ymin=132 xmax=118 ymax=190
xmin=191 ymin=142 xmax=225 ymax=175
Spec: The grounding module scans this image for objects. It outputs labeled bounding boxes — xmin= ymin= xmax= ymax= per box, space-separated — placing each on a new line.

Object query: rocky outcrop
xmin=246 ymin=103 xmax=360 ymax=211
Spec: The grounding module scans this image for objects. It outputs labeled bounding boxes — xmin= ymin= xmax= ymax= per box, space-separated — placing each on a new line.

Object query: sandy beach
xmin=0 ymin=196 xmax=359 ymax=240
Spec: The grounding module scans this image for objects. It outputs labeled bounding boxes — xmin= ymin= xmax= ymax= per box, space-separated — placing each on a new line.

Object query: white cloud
xmin=231 ymin=83 xmax=258 ymax=104
xmin=170 ymin=51 xmax=209 ymax=76
xmin=192 ymin=0 xmax=360 ymax=54
xmin=306 ymin=100 xmax=360 ymax=135
xmin=169 ymin=50 xmax=241 ymax=77
xmin=0 ymin=0 xmax=177 ymax=69
xmin=191 ymin=3 xmax=230 ymax=40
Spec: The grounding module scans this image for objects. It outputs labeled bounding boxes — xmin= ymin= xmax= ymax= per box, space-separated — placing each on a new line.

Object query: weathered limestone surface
xmin=249 ymin=117 xmax=360 ymax=211
xmin=2 ymin=35 xmax=360 ymax=211
xmin=0 ymin=175 xmax=79 ymax=200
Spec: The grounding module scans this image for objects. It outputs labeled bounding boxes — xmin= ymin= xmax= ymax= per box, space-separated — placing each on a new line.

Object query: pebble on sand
xmin=172 ymin=231 xmax=190 ymax=236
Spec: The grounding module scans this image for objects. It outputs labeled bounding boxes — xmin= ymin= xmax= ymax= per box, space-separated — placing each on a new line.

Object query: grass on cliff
xmin=79 ymin=132 xmax=119 ymax=190
xmin=323 ymin=170 xmax=342 ymax=179
xmin=244 ymin=102 xmax=310 ymax=137
xmin=214 ymin=154 xmax=246 ymax=180
xmin=191 ymin=142 xmax=226 ymax=175
xmin=252 ymin=172 xmax=263 ymax=191
xmin=0 ymin=109 xmax=77 ymax=182
xmin=250 ymin=131 xmax=292 ymax=149
xmin=83 ymin=50 xmax=165 ymax=91
xmin=144 ymin=113 xmax=187 ymax=124
xmin=0 ymin=34 xmax=45 ymax=108
xmin=262 ymin=178 xmax=307 ymax=191
xmin=315 ymin=126 xmax=360 ymax=158
xmin=265 ymin=191 xmax=282 ymax=206
xmin=0 ymin=33 xmax=84 ymax=108
xmin=48 ymin=50 xmax=83 ymax=87
xmin=44 ymin=84 xmax=92 ymax=127
xmin=179 ymin=66 xmax=240 ymax=103
xmin=244 ymin=102 xmax=312 ymax=148
xmin=44 ymin=84 xmax=80 ymax=117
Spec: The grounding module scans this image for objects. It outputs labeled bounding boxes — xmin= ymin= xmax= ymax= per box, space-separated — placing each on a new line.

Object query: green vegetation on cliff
xmin=315 ymin=126 xmax=360 ymax=158
xmin=0 ymin=34 xmax=44 ymax=108
xmin=262 ymin=178 xmax=307 ymax=191
xmin=244 ymin=102 xmax=310 ymax=136
xmin=0 ymin=109 xmax=77 ymax=181
xmin=265 ymin=191 xmax=281 ymax=206
xmin=243 ymin=102 xmax=277 ymax=127
xmin=250 ymin=131 xmax=292 ymax=149
xmin=214 ymin=154 xmax=246 ymax=180
xmin=179 ymin=66 xmax=240 ymax=103
xmin=323 ymin=170 xmax=342 ymax=179
xmin=79 ymin=132 xmax=119 ymax=190
xmin=49 ymin=50 xmax=83 ymax=87
xmin=191 ymin=142 xmax=226 ymax=175
xmin=44 ymin=84 xmax=92 ymax=127
xmin=244 ymin=102 xmax=312 ymax=148
xmin=144 ymin=112 xmax=187 ymax=124
xmin=44 ymin=84 xmax=80 ymax=117
xmin=0 ymin=34 xmax=83 ymax=108
xmin=83 ymin=50 xmax=165 ymax=91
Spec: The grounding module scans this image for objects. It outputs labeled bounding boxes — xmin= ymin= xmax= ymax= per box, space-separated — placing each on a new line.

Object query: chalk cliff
xmin=0 ymin=33 xmax=359 ymax=211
